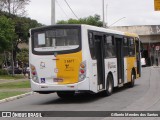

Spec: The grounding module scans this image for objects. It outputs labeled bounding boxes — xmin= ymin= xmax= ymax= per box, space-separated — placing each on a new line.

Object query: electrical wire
xmin=56 ymin=0 xmax=69 ymax=19
xmin=64 ymin=0 xmax=79 ymax=19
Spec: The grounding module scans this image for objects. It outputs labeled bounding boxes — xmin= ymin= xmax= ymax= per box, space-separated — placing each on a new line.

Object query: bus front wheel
xmin=57 ymin=91 xmax=75 ymax=99
xmin=103 ymin=74 xmax=114 ymax=96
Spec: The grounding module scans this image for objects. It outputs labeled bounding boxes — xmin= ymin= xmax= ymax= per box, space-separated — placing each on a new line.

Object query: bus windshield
xmin=32 ymin=28 xmax=80 ymax=53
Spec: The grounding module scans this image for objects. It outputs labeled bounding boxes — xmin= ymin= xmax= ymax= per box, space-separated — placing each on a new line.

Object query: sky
xmin=26 ymin=0 xmax=160 ymax=26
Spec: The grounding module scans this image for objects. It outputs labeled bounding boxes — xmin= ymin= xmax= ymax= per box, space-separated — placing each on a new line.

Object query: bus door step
xmin=118 ymin=83 xmax=124 ymax=87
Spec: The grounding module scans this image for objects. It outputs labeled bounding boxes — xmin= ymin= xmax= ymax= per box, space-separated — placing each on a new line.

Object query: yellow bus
xmin=29 ymin=24 xmax=141 ymax=98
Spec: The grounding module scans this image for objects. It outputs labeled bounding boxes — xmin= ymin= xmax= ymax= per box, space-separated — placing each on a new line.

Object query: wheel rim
xmin=107 ymin=77 xmax=112 ymax=93
xmin=132 ymin=74 xmax=135 ymax=84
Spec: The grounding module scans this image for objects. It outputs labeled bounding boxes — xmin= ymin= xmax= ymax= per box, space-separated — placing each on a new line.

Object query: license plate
xmin=53 ymin=78 xmax=63 ymax=82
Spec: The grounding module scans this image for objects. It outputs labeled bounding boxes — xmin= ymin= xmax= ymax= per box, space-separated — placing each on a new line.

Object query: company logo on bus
xmin=108 ymin=62 xmax=116 ymax=69
xmin=40 ymin=62 xmax=45 ymax=69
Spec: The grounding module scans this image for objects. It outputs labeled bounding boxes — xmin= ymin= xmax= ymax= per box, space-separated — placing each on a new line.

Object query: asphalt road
xmin=0 ymin=67 xmax=160 ymax=120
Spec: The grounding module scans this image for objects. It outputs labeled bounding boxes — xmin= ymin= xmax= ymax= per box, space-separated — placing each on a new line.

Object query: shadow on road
xmin=37 ymin=84 xmax=139 ymax=105
xmin=40 ymin=93 xmax=102 ymax=104
xmin=113 ymin=84 xmax=139 ymax=94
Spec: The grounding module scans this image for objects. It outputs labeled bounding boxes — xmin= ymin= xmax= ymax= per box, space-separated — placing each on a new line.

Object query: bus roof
xmin=31 ymin=24 xmax=139 ymax=38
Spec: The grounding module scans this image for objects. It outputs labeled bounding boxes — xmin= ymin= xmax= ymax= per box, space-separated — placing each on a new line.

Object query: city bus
xmin=29 ymin=24 xmax=141 ymax=98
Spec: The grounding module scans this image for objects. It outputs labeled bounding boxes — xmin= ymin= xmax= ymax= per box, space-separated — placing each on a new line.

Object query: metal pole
xmin=51 ymin=0 xmax=56 ymax=25
xmin=106 ymin=4 xmax=108 ymax=28
xmin=8 ymin=0 xmax=11 ymax=15
xmin=149 ymin=41 xmax=152 ymax=66
xmin=12 ymin=41 xmax=15 ymax=76
xmin=102 ymin=0 xmax=105 ymax=27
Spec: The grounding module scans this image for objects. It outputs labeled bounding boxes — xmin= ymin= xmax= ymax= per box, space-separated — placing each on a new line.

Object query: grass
xmin=0 ymin=74 xmax=25 ymax=80
xmin=0 ymin=76 xmax=31 ymax=100
xmin=0 ymin=80 xmax=30 ymax=89
xmin=0 ymin=92 xmax=26 ymax=100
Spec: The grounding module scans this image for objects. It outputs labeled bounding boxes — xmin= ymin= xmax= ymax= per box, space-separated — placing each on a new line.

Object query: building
xmin=111 ymin=25 xmax=160 ymax=66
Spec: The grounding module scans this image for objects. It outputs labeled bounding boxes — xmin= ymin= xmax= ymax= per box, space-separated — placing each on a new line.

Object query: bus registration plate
xmin=53 ymin=78 xmax=63 ymax=82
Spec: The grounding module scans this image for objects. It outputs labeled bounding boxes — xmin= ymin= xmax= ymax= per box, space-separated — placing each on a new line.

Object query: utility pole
xmin=51 ymin=0 xmax=56 ymax=25
xmin=106 ymin=4 xmax=108 ymax=27
xmin=102 ymin=0 xmax=105 ymax=27
xmin=8 ymin=0 xmax=11 ymax=15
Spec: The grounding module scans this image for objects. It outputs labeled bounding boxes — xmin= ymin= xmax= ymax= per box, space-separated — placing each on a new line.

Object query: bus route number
xmin=64 ymin=59 xmax=74 ymax=64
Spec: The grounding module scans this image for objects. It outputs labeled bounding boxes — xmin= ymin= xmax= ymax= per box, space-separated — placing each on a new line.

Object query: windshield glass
xmin=33 ymin=28 xmax=80 ymax=52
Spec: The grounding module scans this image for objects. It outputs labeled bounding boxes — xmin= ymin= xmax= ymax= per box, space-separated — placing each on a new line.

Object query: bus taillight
xmin=79 ymin=61 xmax=86 ymax=81
xmin=30 ymin=64 xmax=39 ymax=83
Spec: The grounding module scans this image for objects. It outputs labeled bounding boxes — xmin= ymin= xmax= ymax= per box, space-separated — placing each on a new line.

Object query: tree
xmin=0 ymin=15 xmax=15 ymax=52
xmin=17 ymin=48 xmax=29 ymax=64
xmin=0 ymin=0 xmax=30 ymax=17
xmin=0 ymin=11 xmax=42 ymax=67
xmin=12 ymin=16 xmax=42 ymax=64
xmin=57 ymin=14 xmax=103 ymax=27
xmin=0 ymin=15 xmax=15 ymax=68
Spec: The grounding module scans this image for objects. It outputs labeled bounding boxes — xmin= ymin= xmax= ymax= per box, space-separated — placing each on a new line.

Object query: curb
xmin=0 ymin=92 xmax=34 ymax=104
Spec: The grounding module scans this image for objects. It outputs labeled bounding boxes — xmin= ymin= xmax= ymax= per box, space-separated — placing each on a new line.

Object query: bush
xmin=0 ymin=69 xmax=8 ymax=75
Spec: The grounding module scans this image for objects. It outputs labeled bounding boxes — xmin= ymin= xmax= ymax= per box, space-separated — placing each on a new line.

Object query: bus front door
xmin=94 ymin=35 xmax=105 ymax=90
xmin=116 ymin=37 xmax=124 ymax=86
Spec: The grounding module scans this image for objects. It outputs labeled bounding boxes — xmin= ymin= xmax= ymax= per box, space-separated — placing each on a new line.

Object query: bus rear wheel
xmin=128 ymin=72 xmax=135 ymax=88
xmin=103 ymin=74 xmax=113 ymax=96
xmin=57 ymin=91 xmax=75 ymax=99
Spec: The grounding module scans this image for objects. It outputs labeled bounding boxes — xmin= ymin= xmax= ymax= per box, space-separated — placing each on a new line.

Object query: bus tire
xmin=128 ymin=71 xmax=135 ymax=88
xmin=103 ymin=74 xmax=114 ymax=96
xmin=57 ymin=91 xmax=75 ymax=99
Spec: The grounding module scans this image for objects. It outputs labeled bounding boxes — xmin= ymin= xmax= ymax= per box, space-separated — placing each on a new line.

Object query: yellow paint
xmin=124 ymin=32 xmax=139 ymax=38
xmin=126 ymin=57 xmax=136 ymax=82
xmin=124 ymin=35 xmax=141 ymax=80
xmin=56 ymin=51 xmax=82 ymax=84
xmin=154 ymin=0 xmax=160 ymax=11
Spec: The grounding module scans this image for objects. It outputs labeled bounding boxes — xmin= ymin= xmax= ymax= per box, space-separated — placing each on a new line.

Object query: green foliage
xmin=0 ymin=11 xmax=42 ymax=67
xmin=13 ymin=16 xmax=42 ymax=43
xmin=0 ymin=74 xmax=25 ymax=79
xmin=17 ymin=48 xmax=29 ymax=64
xmin=0 ymin=15 xmax=16 ymax=52
xmin=0 ymin=80 xmax=30 ymax=89
xmin=0 ymin=69 xmax=8 ymax=75
xmin=0 ymin=92 xmax=26 ymax=100
xmin=0 ymin=11 xmax=42 ymax=45
xmin=57 ymin=14 xmax=103 ymax=27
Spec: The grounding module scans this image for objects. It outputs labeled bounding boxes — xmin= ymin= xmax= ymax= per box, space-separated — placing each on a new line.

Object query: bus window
xmin=33 ymin=29 xmax=80 ymax=53
xmin=104 ymin=35 xmax=116 ymax=58
xmin=135 ymin=38 xmax=140 ymax=53
xmin=88 ymin=32 xmax=96 ymax=59
xmin=128 ymin=37 xmax=135 ymax=56
xmin=123 ymin=37 xmax=129 ymax=57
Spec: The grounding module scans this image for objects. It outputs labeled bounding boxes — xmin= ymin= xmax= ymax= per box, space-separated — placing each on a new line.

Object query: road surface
xmin=0 ymin=67 xmax=160 ymax=120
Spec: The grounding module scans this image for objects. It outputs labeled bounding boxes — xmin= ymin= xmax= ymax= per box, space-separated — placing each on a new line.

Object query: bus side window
xmin=104 ymin=35 xmax=116 ymax=58
xmin=128 ymin=37 xmax=135 ymax=56
xmin=88 ymin=32 xmax=96 ymax=59
xmin=123 ymin=37 xmax=129 ymax=56
xmin=135 ymin=38 xmax=140 ymax=53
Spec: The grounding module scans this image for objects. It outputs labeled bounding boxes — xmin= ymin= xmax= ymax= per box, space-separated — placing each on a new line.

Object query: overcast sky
xmin=26 ymin=0 xmax=160 ymax=26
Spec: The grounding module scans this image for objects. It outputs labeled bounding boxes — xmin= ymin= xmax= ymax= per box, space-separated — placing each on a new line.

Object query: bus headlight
xmin=79 ymin=61 xmax=86 ymax=82
xmin=30 ymin=64 xmax=39 ymax=83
